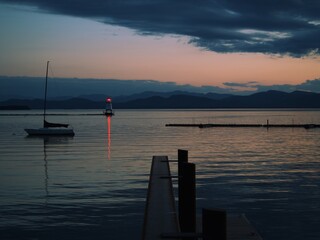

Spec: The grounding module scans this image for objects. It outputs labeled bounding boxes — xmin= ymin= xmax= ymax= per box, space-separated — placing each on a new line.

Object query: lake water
xmin=0 ymin=109 xmax=319 ymax=240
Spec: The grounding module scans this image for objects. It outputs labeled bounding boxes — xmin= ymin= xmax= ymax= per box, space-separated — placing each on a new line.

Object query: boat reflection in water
xmin=43 ymin=136 xmax=74 ymax=197
xmin=25 ymin=135 xmax=74 ymax=203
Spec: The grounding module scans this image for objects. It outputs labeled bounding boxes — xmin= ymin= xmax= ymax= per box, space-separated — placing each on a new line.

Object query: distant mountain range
xmin=1 ymin=90 xmax=320 ymax=109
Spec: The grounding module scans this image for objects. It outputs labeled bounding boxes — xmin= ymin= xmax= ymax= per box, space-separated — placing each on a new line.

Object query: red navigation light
xmin=106 ymin=97 xmax=112 ymax=103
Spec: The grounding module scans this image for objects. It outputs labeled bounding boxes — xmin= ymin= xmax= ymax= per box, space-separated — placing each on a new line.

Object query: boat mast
xmin=43 ymin=61 xmax=49 ymax=126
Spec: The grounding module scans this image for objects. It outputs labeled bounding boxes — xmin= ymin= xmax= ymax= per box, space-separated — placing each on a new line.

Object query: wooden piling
xmin=178 ymin=149 xmax=188 ymax=166
xmin=202 ymin=208 xmax=227 ymax=240
xmin=178 ymin=149 xmax=188 ymax=228
xmin=179 ymin=162 xmax=196 ymax=233
xmin=178 ymin=149 xmax=188 ymax=191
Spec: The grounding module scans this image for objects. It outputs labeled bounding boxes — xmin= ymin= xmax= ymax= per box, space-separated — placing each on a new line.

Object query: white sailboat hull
xmin=25 ymin=128 xmax=75 ymax=136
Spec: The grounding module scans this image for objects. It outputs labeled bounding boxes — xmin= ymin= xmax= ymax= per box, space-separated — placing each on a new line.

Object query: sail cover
xmin=44 ymin=120 xmax=69 ymax=128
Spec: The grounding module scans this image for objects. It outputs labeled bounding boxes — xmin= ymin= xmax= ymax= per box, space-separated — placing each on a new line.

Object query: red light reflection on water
xmin=107 ymin=116 xmax=111 ymax=160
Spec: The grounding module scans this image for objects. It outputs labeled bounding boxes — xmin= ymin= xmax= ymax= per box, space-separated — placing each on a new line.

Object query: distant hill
xmin=0 ymin=105 xmax=30 ymax=110
xmin=1 ymin=90 xmax=320 ymax=109
xmin=113 ymin=90 xmax=320 ymax=109
xmin=222 ymin=90 xmax=320 ymax=108
xmin=0 ymin=98 xmax=103 ymax=109
xmin=0 ymin=76 xmax=235 ymax=101
xmin=114 ymin=94 xmax=221 ymax=108
xmin=112 ymin=91 xmax=233 ymax=103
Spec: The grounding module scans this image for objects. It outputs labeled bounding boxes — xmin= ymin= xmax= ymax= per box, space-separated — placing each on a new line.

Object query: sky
xmin=1 ymin=0 xmax=320 ymax=92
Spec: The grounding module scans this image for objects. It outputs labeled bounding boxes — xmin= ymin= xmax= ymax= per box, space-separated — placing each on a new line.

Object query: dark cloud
xmin=223 ymin=78 xmax=320 ymax=93
xmin=2 ymin=0 xmax=320 ymax=56
xmin=223 ymin=81 xmax=258 ymax=87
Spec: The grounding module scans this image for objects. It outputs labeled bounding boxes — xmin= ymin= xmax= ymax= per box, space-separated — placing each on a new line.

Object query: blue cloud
xmin=223 ymin=79 xmax=320 ymax=93
xmin=1 ymin=0 xmax=320 ymax=56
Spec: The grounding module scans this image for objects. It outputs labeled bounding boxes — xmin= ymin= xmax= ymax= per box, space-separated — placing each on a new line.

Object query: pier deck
xmin=226 ymin=214 xmax=263 ymax=240
xmin=142 ymin=156 xmax=179 ymax=240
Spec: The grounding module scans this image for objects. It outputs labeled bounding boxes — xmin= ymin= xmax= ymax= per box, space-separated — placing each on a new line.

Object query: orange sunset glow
xmin=1 ymin=2 xmax=320 ymax=90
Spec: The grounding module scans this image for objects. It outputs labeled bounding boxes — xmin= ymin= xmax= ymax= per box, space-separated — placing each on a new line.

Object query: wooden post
xmin=178 ymin=149 xmax=188 ymax=183
xmin=179 ymin=162 xmax=196 ymax=233
xmin=178 ymin=149 xmax=188 ymax=229
xmin=178 ymin=149 xmax=188 ymax=167
xmin=202 ymin=208 xmax=227 ymax=240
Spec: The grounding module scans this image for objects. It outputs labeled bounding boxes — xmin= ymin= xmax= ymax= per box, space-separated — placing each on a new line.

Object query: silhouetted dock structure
xmin=166 ymin=123 xmax=319 ymax=129
xmin=142 ymin=150 xmax=263 ymax=240
xmin=142 ymin=156 xmax=180 ymax=239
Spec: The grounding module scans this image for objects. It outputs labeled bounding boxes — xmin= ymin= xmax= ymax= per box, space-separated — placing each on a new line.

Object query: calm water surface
xmin=0 ymin=109 xmax=319 ymax=240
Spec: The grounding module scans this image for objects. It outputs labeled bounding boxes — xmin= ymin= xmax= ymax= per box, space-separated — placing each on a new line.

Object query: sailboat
xmin=24 ymin=61 xmax=75 ymax=136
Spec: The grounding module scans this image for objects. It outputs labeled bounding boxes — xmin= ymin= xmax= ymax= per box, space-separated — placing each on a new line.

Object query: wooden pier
xmin=142 ymin=150 xmax=263 ymax=240
xmin=166 ymin=123 xmax=319 ymax=129
xmin=142 ymin=156 xmax=180 ymax=240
